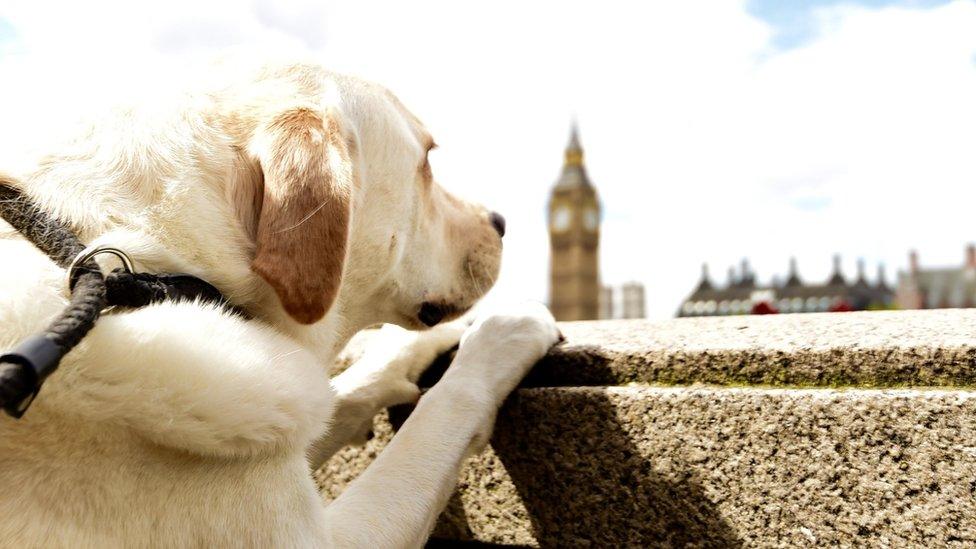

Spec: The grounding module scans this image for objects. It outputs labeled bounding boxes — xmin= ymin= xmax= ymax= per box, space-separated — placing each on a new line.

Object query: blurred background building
xmin=547 ymin=124 xmax=645 ymax=321
xmin=600 ymin=282 xmax=646 ymax=320
xmin=620 ymin=282 xmax=646 ymax=319
xmin=678 ymin=256 xmax=894 ymax=317
xmin=896 ymin=245 xmax=976 ymax=309
xmin=547 ymin=124 xmax=600 ymax=321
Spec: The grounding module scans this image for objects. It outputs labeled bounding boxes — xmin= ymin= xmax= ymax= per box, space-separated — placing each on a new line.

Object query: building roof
xmin=680 ymin=256 xmax=894 ymax=316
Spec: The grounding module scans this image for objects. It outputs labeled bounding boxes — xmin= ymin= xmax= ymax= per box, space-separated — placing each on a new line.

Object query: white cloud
xmin=1 ymin=0 xmax=974 ymax=318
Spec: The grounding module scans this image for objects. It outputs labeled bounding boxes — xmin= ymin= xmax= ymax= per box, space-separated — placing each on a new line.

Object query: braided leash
xmin=0 ymin=184 xmax=106 ymax=417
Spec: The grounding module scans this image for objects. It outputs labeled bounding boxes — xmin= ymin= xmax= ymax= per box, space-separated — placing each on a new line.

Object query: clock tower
xmin=548 ymin=123 xmax=601 ymax=321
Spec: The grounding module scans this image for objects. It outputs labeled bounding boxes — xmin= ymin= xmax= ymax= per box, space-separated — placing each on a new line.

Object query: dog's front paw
xmin=361 ymin=320 xmax=467 ymax=386
xmin=451 ymin=301 xmax=561 ymax=401
xmin=460 ymin=300 xmax=560 ymax=359
xmin=333 ymin=320 xmax=467 ymax=410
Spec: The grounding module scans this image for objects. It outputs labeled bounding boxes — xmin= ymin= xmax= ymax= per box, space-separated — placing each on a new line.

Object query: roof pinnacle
xmin=829 ymin=254 xmax=847 ymax=286
xmin=697 ymin=263 xmax=713 ymax=291
xmin=785 ymin=257 xmax=802 ymax=287
xmin=877 ymin=263 xmax=889 ymax=291
xmin=856 ymin=258 xmax=868 ymax=285
xmin=565 ymin=120 xmax=584 ymax=167
xmin=554 ymin=120 xmax=594 ymax=190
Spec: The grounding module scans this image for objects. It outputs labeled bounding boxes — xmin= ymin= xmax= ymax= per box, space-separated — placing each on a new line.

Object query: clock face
xmin=584 ymin=207 xmax=599 ymax=231
xmin=551 ymin=206 xmax=571 ymax=232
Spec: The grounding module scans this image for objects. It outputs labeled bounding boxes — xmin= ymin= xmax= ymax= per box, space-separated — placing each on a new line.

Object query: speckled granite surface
xmin=321 ymin=311 xmax=976 ymax=547
xmin=337 ymin=310 xmax=976 ymax=388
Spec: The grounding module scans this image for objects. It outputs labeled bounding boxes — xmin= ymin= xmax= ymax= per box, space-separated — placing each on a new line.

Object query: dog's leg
xmin=321 ymin=302 xmax=559 ymax=548
xmin=308 ymin=321 xmax=467 ymax=467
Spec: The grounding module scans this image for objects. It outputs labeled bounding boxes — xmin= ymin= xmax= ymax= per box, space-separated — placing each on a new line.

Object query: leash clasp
xmin=68 ymin=245 xmax=134 ymax=285
xmin=67 ymin=245 xmax=135 ymax=313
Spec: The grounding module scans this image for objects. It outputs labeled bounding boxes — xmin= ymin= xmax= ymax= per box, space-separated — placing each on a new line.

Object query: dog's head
xmin=241 ymin=73 xmax=502 ymax=332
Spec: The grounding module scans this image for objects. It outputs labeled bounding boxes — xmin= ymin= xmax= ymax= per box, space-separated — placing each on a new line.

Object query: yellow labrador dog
xmin=0 ymin=56 xmax=559 ymax=547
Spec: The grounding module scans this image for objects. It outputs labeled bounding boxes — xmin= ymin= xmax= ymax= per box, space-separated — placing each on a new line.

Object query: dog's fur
xmin=0 ymin=56 xmax=559 ymax=547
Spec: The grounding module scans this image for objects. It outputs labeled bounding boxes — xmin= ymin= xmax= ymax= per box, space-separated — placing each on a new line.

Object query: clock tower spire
xmin=548 ymin=122 xmax=601 ymax=321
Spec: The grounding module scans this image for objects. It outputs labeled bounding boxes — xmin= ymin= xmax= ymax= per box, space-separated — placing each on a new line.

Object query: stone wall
xmin=318 ymin=310 xmax=976 ymax=547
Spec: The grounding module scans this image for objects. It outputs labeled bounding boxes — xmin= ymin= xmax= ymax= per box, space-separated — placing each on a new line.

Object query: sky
xmin=1 ymin=0 xmax=975 ymax=319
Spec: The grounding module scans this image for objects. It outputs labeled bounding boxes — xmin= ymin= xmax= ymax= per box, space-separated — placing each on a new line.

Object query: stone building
xmin=620 ymin=282 xmax=646 ymax=319
xmin=599 ymin=282 xmax=647 ymax=320
xmin=896 ymin=245 xmax=976 ymax=309
xmin=548 ymin=124 xmax=602 ymax=321
xmin=678 ymin=256 xmax=893 ymax=317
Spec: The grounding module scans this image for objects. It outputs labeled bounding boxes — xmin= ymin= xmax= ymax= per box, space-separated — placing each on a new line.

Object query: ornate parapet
xmin=319 ymin=310 xmax=976 ymax=546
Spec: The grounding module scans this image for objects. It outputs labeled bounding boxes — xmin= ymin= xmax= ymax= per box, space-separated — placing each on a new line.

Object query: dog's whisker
xmin=466 ymin=261 xmax=481 ymax=296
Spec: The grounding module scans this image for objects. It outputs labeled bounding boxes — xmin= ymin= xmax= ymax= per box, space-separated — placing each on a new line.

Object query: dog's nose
xmin=418 ymin=302 xmax=447 ymax=327
xmin=489 ymin=211 xmax=506 ymax=238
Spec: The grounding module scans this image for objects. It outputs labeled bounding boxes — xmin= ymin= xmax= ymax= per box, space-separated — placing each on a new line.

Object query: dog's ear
xmin=250 ymin=108 xmax=352 ymax=324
